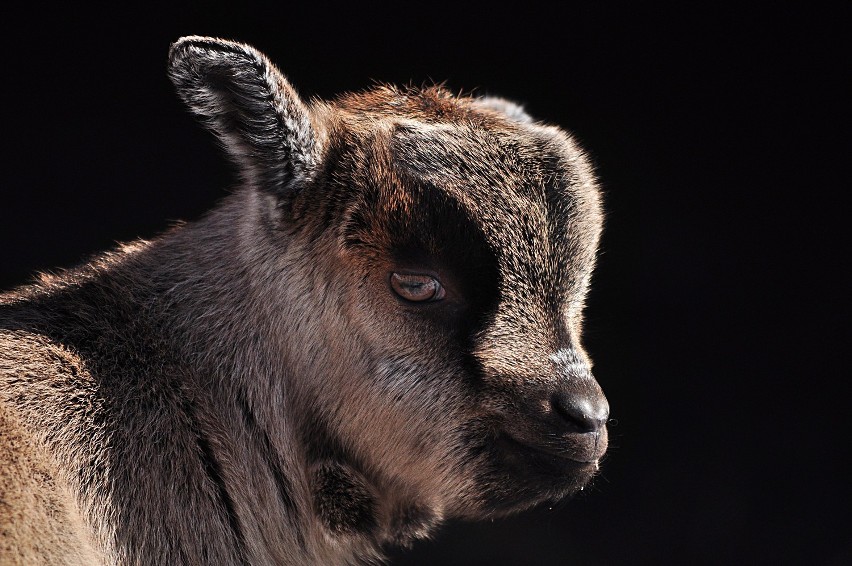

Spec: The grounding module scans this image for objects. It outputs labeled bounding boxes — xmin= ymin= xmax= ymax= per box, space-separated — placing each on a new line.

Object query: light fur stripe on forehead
xmin=390 ymin=121 xmax=514 ymax=185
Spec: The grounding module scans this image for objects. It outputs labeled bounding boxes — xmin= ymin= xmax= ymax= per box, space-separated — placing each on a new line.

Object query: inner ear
xmin=168 ymin=36 xmax=322 ymax=196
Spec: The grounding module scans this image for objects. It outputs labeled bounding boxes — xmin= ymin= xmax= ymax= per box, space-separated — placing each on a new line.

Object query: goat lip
xmin=496 ymin=433 xmax=599 ymax=469
xmin=475 ymin=432 xmax=600 ymax=515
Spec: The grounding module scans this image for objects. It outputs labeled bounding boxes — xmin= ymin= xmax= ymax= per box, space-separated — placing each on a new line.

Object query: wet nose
xmin=550 ymin=390 xmax=609 ymax=433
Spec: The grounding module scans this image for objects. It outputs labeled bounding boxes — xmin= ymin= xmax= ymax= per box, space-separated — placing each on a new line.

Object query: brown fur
xmin=0 ymin=37 xmax=608 ymax=564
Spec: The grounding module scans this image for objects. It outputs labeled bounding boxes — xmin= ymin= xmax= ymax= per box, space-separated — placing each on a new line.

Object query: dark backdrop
xmin=1 ymin=4 xmax=847 ymax=565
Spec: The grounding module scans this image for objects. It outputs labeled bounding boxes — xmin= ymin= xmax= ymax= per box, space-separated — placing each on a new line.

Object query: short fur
xmin=0 ymin=37 xmax=609 ymax=565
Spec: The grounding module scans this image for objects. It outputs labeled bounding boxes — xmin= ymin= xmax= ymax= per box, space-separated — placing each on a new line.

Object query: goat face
xmin=170 ymin=37 xmax=607 ymax=529
xmin=319 ymin=111 xmax=608 ymax=519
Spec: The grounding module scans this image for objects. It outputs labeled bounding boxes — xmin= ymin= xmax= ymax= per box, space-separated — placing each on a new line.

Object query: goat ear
xmin=168 ymin=36 xmax=320 ymax=195
xmin=474 ymin=96 xmax=535 ymax=124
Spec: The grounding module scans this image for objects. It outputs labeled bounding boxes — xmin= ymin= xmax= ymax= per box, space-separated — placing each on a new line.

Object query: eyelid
xmin=390 ymin=272 xmax=446 ymax=302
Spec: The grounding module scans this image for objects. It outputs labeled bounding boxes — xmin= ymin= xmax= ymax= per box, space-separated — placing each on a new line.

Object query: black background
xmin=1 ymin=4 xmax=848 ymax=565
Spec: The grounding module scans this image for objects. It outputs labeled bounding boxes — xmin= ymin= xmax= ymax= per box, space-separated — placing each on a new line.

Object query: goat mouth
xmin=495 ymin=433 xmax=600 ymax=477
xmin=469 ymin=432 xmax=599 ymax=516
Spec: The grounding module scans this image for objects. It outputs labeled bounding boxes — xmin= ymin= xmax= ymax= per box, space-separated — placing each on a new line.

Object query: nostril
xmin=550 ymin=392 xmax=609 ymax=433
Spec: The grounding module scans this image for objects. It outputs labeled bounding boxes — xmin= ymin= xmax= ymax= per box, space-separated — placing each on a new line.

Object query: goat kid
xmin=0 ymin=37 xmax=609 ymax=565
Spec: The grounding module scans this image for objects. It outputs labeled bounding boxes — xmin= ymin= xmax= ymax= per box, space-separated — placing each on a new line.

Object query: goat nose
xmin=550 ymin=391 xmax=609 ymax=433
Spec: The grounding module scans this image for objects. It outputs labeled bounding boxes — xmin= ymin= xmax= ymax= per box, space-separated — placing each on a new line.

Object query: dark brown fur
xmin=0 ymin=37 xmax=608 ymax=564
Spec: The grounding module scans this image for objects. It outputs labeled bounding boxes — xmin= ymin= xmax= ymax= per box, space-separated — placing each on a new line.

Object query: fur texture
xmin=0 ymin=37 xmax=609 ymax=565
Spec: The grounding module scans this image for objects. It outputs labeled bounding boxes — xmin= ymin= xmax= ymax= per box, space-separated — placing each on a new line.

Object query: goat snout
xmin=500 ymin=380 xmax=609 ymax=469
xmin=540 ymin=384 xmax=609 ymax=463
xmin=550 ymin=389 xmax=609 ymax=434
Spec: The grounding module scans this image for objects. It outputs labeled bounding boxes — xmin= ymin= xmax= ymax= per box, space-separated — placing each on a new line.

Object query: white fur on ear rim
xmin=168 ymin=36 xmax=321 ymax=195
xmin=474 ymin=96 xmax=535 ymax=124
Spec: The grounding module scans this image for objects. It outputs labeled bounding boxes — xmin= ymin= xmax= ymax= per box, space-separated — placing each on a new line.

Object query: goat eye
xmin=390 ymin=273 xmax=445 ymax=302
